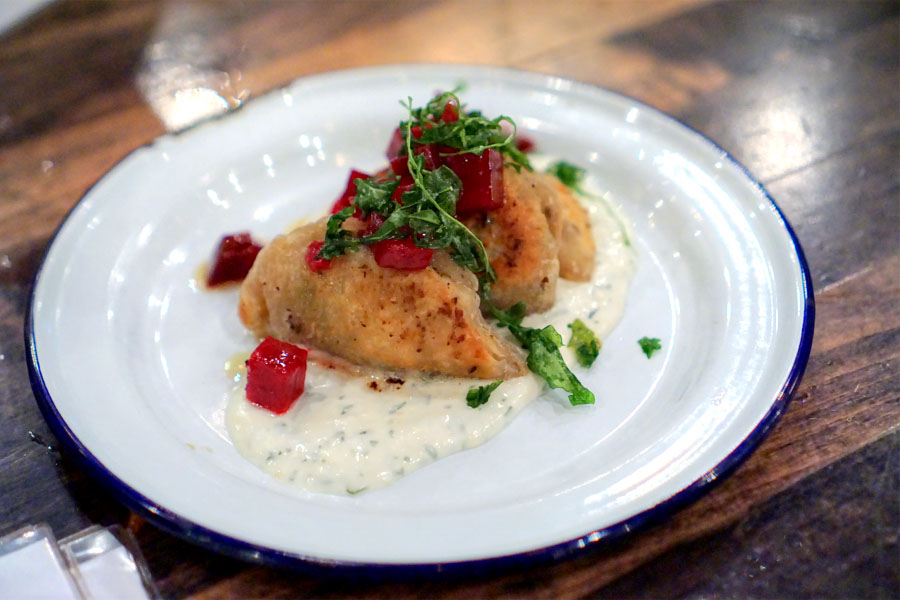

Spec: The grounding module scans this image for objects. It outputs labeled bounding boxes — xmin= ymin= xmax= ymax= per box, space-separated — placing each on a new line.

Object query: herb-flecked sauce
xmin=226 ymin=168 xmax=635 ymax=495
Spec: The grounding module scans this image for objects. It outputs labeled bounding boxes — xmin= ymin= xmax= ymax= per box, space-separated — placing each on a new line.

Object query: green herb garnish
xmin=548 ymin=160 xmax=586 ymax=193
xmin=317 ymin=205 xmax=360 ymax=260
xmin=638 ymin=337 xmax=662 ymax=358
xmin=466 ymin=380 xmax=503 ymax=408
xmin=317 ymin=98 xmax=496 ymax=280
xmin=401 ymin=90 xmax=531 ymax=172
xmin=398 ymin=131 xmax=496 ymax=276
xmin=485 ymin=296 xmax=595 ymax=406
xmin=567 ymin=319 xmax=601 ymax=367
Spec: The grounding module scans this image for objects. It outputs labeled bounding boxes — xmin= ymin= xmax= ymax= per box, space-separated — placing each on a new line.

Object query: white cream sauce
xmin=227 ymin=369 xmax=542 ymax=495
xmin=226 ymin=166 xmax=635 ymax=495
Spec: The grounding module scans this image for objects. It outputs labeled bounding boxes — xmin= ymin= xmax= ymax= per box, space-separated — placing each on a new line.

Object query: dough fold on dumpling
xmin=535 ymin=172 xmax=595 ymax=281
xmin=462 ymin=166 xmax=595 ymax=314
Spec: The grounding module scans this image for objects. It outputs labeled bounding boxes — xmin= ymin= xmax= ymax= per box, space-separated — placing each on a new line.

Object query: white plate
xmin=27 ymin=65 xmax=813 ymax=570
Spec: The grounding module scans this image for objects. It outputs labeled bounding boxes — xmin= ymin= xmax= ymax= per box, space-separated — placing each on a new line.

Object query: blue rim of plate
xmin=25 ymin=65 xmax=815 ymax=577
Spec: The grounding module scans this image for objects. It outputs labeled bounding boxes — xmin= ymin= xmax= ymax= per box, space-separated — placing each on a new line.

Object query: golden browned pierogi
xmin=239 ymin=165 xmax=594 ymax=378
xmin=239 ymin=221 xmax=528 ymax=379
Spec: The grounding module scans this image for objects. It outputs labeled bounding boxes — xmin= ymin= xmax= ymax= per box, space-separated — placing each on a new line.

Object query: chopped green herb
xmin=638 ymin=337 xmax=662 ymax=358
xmin=352 ymin=175 xmax=400 ymax=217
xmin=485 ymin=295 xmax=595 ymax=406
xmin=400 ymin=90 xmax=531 ymax=172
xmin=567 ymin=319 xmax=601 ymax=367
xmin=317 ymin=205 xmax=359 ymax=260
xmin=548 ymin=161 xmax=586 ymax=193
xmin=516 ymin=324 xmax=594 ymax=405
xmin=466 ymin=379 xmax=503 ymax=408
xmin=317 ymin=95 xmax=497 ymax=282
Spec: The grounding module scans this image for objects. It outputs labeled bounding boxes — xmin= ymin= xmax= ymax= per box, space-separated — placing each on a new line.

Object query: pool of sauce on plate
xmin=227 ymin=368 xmax=542 ymax=495
xmin=225 ymin=180 xmax=635 ymax=495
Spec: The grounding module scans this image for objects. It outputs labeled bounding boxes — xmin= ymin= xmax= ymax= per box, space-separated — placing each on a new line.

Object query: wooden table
xmin=2 ymin=1 xmax=897 ymax=597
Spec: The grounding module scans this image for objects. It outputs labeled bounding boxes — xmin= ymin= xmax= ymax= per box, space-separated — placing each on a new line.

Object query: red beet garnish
xmin=515 ymin=135 xmax=536 ymax=153
xmin=360 ymin=212 xmax=386 ymax=237
xmin=305 ymin=240 xmax=332 ymax=273
xmin=371 ymin=237 xmax=433 ymax=270
xmin=330 ymin=169 xmax=370 ymax=215
xmin=390 ymin=181 xmax=415 ymax=204
xmin=441 ymin=100 xmax=459 ymax=123
xmin=245 ymin=336 xmax=308 ymax=415
xmin=207 ymin=232 xmax=262 ymax=287
xmin=390 ymin=144 xmax=442 ymax=178
xmin=443 ymin=148 xmax=505 ymax=214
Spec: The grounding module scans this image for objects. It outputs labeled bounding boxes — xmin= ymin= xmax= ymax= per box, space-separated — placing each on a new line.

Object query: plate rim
xmin=25 ymin=63 xmax=815 ymax=574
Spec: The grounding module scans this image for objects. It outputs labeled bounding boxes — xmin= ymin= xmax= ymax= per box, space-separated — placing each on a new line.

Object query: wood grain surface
xmin=1 ymin=1 xmax=897 ymax=598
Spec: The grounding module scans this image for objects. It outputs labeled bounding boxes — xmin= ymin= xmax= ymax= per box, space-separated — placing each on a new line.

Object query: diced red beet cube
xmin=305 ymin=240 xmax=332 ymax=272
xmin=207 ymin=232 xmax=262 ymax=287
xmin=330 ymin=169 xmax=370 ymax=215
xmin=515 ymin=135 xmax=536 ymax=153
xmin=245 ymin=336 xmax=308 ymax=415
xmin=390 ymin=145 xmax=442 ymax=178
xmin=443 ymin=148 xmax=505 ymax=215
xmin=389 ymin=154 xmax=409 ymax=178
xmin=391 ymin=181 xmax=415 ymax=205
xmin=371 ymin=237 xmax=433 ymax=270
xmin=417 ymin=145 xmax=442 ymax=170
xmin=361 ymin=212 xmax=386 ymax=237
xmin=441 ymin=100 xmax=459 ymax=123
xmin=386 ymin=124 xmax=432 ymax=160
